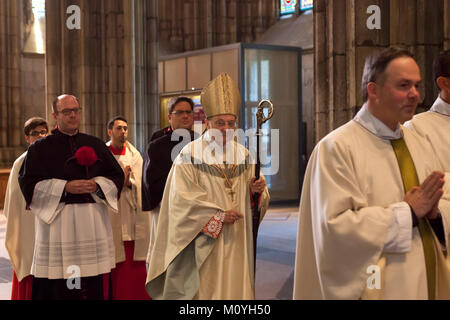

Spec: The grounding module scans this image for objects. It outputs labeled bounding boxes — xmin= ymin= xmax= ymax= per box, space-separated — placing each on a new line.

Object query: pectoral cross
xmin=227 ymin=187 xmax=236 ymax=202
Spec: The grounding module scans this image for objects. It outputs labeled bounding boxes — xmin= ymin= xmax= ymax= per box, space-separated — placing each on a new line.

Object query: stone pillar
xmin=240 ymin=0 xmax=253 ymax=43
xmin=314 ymin=0 xmax=448 ymax=143
xmin=415 ymin=0 xmax=444 ymax=109
xmin=145 ymin=0 xmax=160 ymax=149
xmin=444 ymin=0 xmax=450 ymax=50
xmin=228 ymin=0 xmax=237 ymax=43
xmin=0 ymin=0 xmax=24 ymax=167
xmin=169 ymin=0 xmax=183 ymax=51
xmin=183 ymin=1 xmax=194 ymax=51
xmin=192 ymin=0 xmax=200 ymax=50
xmin=217 ymin=0 xmax=227 ymax=45
xmin=313 ymin=0 xmax=329 ymax=142
xmin=253 ymin=0 xmax=264 ymax=40
xmin=158 ymin=0 xmax=279 ymax=53
xmin=45 ymin=0 xmax=158 ymax=151
xmin=205 ymin=0 xmax=213 ymax=48
xmin=158 ymin=0 xmax=169 ymax=48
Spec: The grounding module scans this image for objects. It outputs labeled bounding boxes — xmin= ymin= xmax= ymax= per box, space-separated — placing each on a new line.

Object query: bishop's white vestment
xmin=146 ymin=132 xmax=270 ymax=299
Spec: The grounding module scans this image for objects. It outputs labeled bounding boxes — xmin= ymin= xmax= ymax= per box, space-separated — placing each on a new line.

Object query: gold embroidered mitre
xmin=200 ymin=73 xmax=241 ymax=118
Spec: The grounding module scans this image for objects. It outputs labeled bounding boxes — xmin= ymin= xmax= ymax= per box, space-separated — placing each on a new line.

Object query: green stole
xmin=391 ymin=137 xmax=436 ymax=300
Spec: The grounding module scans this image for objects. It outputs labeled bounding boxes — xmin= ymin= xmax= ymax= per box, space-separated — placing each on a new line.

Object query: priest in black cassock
xmin=142 ymin=96 xmax=198 ymax=260
xmin=19 ymin=94 xmax=124 ymax=300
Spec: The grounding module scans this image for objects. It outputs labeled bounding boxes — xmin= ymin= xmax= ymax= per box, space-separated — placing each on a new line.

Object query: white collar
xmin=353 ymin=103 xmax=402 ymax=140
xmin=106 ymin=140 xmax=137 ymax=154
xmin=429 ymin=95 xmax=450 ymax=117
xmin=200 ymin=130 xmax=247 ymax=165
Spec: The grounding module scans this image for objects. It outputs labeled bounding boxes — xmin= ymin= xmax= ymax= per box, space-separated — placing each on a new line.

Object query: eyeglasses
xmin=213 ymin=120 xmax=237 ymax=128
xmin=28 ymin=130 xmax=48 ymax=137
xmin=57 ymin=108 xmax=82 ymax=116
xmin=171 ymin=110 xmax=193 ymax=116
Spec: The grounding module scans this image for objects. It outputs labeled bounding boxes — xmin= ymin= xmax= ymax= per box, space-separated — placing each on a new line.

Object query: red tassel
xmin=75 ymin=146 xmax=98 ymax=177
xmin=75 ymin=146 xmax=98 ymax=167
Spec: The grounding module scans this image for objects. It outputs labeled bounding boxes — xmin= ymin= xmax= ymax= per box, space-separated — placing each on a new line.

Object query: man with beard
xmin=106 ymin=116 xmax=150 ymax=299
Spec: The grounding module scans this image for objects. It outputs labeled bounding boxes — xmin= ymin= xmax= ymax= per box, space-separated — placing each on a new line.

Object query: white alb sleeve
xmin=31 ymin=179 xmax=66 ymax=224
xmin=383 ymin=201 xmax=413 ymax=253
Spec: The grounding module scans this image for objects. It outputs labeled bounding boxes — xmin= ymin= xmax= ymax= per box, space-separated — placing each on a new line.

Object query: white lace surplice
xmin=31 ymin=177 xmax=118 ymax=279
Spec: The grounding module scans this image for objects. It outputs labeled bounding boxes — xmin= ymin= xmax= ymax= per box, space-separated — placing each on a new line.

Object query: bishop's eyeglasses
xmin=213 ymin=120 xmax=237 ymax=128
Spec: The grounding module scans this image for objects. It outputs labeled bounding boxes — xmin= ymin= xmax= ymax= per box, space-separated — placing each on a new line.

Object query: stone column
xmin=314 ymin=0 xmax=447 ymax=143
xmin=205 ymin=0 xmax=213 ymax=48
xmin=0 ymin=0 xmax=24 ymax=167
xmin=158 ymin=0 xmax=279 ymax=53
xmin=145 ymin=0 xmax=160 ymax=149
xmin=192 ymin=0 xmax=200 ymax=50
xmin=158 ymin=0 xmax=169 ymax=46
xmin=253 ymin=0 xmax=264 ymax=40
xmin=313 ymin=0 xmax=329 ymax=142
xmin=415 ymin=0 xmax=444 ymax=109
xmin=169 ymin=0 xmax=183 ymax=52
xmin=45 ymin=0 xmax=158 ymax=151
xmin=227 ymin=0 xmax=237 ymax=43
xmin=240 ymin=0 xmax=253 ymax=43
xmin=183 ymin=1 xmax=194 ymax=51
xmin=444 ymin=0 xmax=450 ymax=50
xmin=217 ymin=0 xmax=227 ymax=45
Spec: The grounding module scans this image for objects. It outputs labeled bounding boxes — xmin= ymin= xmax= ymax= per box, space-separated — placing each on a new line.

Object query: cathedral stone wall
xmin=314 ymin=0 xmax=450 ymax=143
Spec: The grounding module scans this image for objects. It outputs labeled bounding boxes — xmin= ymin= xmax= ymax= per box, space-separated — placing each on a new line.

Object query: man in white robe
xmin=145 ymin=73 xmax=270 ymax=299
xmin=18 ymin=94 xmax=124 ymax=300
xmin=406 ymin=50 xmax=450 ymax=172
xmin=3 ymin=117 xmax=48 ymax=299
xmin=106 ymin=116 xmax=150 ymax=300
xmin=294 ymin=47 xmax=450 ymax=300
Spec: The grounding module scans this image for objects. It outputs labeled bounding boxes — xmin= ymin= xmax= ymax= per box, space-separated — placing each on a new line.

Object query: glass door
xmin=242 ymin=44 xmax=302 ymax=202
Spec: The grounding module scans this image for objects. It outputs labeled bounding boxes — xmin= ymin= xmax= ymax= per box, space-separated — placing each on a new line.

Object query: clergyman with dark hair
xmin=149 ymin=96 xmax=196 ymax=141
xmin=106 ymin=116 xmax=150 ymax=300
xmin=293 ymin=47 xmax=450 ymax=299
xmin=18 ymin=94 xmax=124 ymax=300
xmin=141 ymin=96 xmax=197 ymax=262
xmin=406 ymin=49 xmax=450 ymax=172
xmin=2 ymin=117 xmax=48 ymax=300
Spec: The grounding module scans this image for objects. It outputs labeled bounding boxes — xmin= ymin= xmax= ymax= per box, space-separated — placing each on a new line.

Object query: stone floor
xmin=0 ymin=205 xmax=299 ymax=300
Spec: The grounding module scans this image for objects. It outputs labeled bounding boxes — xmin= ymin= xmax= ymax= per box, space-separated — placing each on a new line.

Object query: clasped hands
xmin=65 ymin=179 xmax=97 ymax=194
xmin=404 ymin=171 xmax=445 ymax=220
xmin=124 ymin=165 xmax=132 ymax=187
